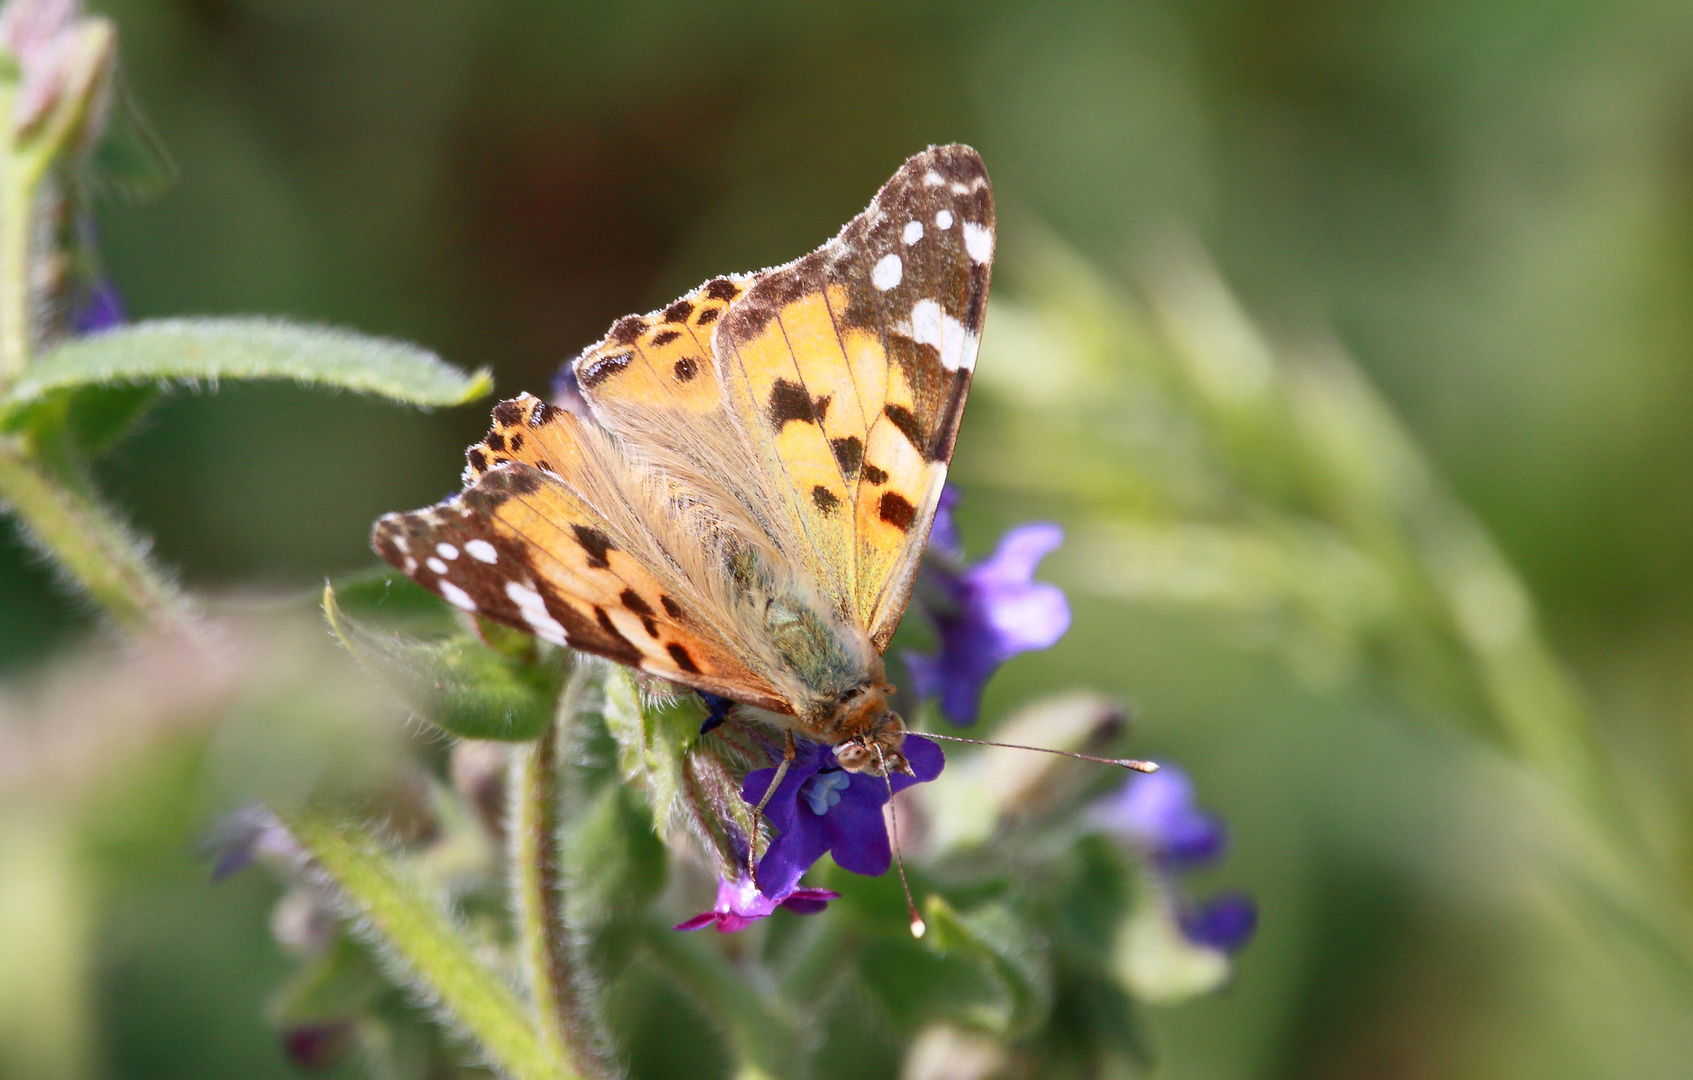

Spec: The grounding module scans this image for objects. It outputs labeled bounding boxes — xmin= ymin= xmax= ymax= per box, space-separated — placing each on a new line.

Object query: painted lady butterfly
xmin=372 ymin=145 xmax=993 ymax=779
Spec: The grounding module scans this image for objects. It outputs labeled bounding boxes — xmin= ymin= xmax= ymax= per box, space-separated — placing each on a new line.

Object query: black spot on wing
xmin=660 ymin=595 xmax=683 ymax=619
xmin=878 ymin=492 xmax=916 ymax=531
xmin=883 ymin=403 xmax=932 ymax=459
xmin=663 ymin=300 xmax=694 ymax=323
xmin=571 ymin=524 xmax=614 ymax=569
xmin=768 ymin=378 xmax=816 ymax=430
xmin=485 ymin=433 xmax=506 ymax=452
xmin=696 ymin=306 xmax=721 ymax=327
xmin=705 ymin=278 xmax=740 ymax=301
xmin=651 ymin=329 xmax=682 ymax=347
xmin=673 ymin=357 xmax=698 ymax=382
xmin=862 ymin=463 xmax=888 ymax=485
xmin=492 ymin=400 xmax=524 ymax=427
xmin=667 ymin=642 xmax=702 ymax=673
xmin=609 ymin=316 xmax=646 ymax=345
xmin=812 ymin=485 xmax=841 ymax=513
xmin=831 ymin=436 xmax=863 ymax=477
xmin=579 ymin=352 xmax=631 ymax=389
xmin=466 ymin=447 xmax=488 ymax=472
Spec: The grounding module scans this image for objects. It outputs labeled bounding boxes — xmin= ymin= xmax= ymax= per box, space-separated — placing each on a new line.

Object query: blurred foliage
xmin=7 ymin=0 xmax=1693 ymax=1078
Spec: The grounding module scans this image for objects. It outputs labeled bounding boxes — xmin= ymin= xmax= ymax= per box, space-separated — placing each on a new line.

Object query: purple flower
xmin=673 ymin=873 xmax=841 ymax=933
xmin=741 ymin=735 xmax=945 ymax=900
xmin=1179 ymin=893 xmax=1258 ymax=955
xmin=903 ymin=489 xmax=1071 ymax=725
xmin=72 ymin=277 xmax=124 ymax=335
xmin=550 ymin=358 xmax=593 ymax=419
xmin=201 ymin=805 xmax=301 ymax=880
xmin=1094 ymin=766 xmax=1257 ymax=955
xmin=1093 ymin=766 xmax=1226 ymax=869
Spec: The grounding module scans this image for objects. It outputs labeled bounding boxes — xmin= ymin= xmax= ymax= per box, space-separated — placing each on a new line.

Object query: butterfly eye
xmin=839 ymin=686 xmax=863 ymax=703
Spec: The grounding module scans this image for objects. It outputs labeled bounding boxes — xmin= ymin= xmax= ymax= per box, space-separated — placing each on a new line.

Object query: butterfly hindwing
xmin=715 ymin=144 xmax=993 ymax=648
xmin=374 ymin=444 xmax=788 ymax=712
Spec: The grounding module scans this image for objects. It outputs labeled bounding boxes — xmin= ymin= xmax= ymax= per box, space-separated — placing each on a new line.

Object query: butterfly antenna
xmin=874 ymin=743 xmax=926 ymax=938
xmin=918 ymin=730 xmax=1160 ymax=772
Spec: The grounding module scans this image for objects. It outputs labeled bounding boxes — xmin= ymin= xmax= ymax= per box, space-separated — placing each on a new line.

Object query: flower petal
xmin=743 ymin=741 xmax=826 ymax=835
xmin=822 ymin=778 xmax=894 ymax=876
xmin=778 ymin=887 xmax=841 ymax=915
xmin=755 ymin=803 xmax=833 ymax=899
xmin=1180 ymin=892 xmax=1258 ymax=954
xmin=972 ymin=522 xmax=1065 ymax=586
xmin=1096 ymin=767 xmax=1227 ymax=869
xmin=673 ymin=911 xmax=721 ymax=932
xmin=892 ymin=734 xmax=946 ymax=790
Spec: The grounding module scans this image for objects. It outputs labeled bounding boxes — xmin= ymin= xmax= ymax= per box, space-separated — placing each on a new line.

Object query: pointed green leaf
xmin=324 ymin=583 xmax=562 ymax=742
xmin=1 ymin=317 xmax=492 ymax=433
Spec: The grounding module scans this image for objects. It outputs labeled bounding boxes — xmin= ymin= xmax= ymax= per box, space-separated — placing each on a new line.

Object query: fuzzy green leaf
xmin=922 ymin=895 xmax=1053 ymax=1038
xmin=0 ymin=317 xmax=492 ymax=433
xmin=278 ymin=809 xmax=572 ymax=1080
xmin=324 ymin=583 xmax=562 ymax=742
xmin=600 ymin=666 xmax=706 ymax=830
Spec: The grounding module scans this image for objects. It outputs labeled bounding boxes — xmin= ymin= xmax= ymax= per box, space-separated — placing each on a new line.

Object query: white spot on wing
xmin=439 ymin=581 xmax=477 ymax=612
xmin=923 ymin=169 xmax=944 ymax=186
xmin=903 ymin=220 xmax=923 ymax=244
xmin=934 ymin=209 xmax=953 ymax=230
xmin=911 ymin=299 xmax=975 ymax=372
xmin=871 ymin=253 xmax=903 ymax=291
xmin=464 ymin=539 xmax=498 ymax=564
xmin=505 ymin=581 xmax=569 ymax=646
xmin=426 ymin=557 xmax=449 ymax=574
xmin=436 ymin=542 xmax=459 ymax=560
xmin=963 ymin=222 xmax=994 ymax=264
xmin=950 ymin=182 xmax=969 ymax=194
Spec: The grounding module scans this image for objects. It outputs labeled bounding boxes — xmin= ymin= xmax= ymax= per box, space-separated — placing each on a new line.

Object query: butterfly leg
xmin=747 ymin=729 xmax=797 ymax=887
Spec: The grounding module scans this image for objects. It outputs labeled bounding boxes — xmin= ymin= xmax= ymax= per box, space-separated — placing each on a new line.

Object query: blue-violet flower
xmin=741 ymin=735 xmax=945 ymax=900
xmin=1095 ymin=765 xmax=1257 ymax=954
xmin=904 ymin=488 xmax=1071 ymax=726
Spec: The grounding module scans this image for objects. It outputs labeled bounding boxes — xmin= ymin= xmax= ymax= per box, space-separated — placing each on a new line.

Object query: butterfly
xmin=372 ymin=145 xmax=993 ymax=779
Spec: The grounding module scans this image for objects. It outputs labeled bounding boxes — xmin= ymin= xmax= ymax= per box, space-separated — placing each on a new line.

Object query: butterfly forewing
xmin=715 ymin=145 xmax=993 ymax=648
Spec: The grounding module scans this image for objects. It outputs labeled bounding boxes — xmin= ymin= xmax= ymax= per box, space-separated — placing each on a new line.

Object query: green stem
xmin=511 ymin=668 xmax=620 ymax=1079
xmin=0 ymin=435 xmax=196 ymax=633
xmin=279 ymin=808 xmax=573 ymax=1080
xmin=511 ymin=721 xmax=571 ymax=1065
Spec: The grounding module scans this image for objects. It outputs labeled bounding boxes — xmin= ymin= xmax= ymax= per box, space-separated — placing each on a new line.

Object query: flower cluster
xmin=678 ymin=734 xmax=945 ymax=931
xmin=1093 ymin=765 xmax=1258 ymax=986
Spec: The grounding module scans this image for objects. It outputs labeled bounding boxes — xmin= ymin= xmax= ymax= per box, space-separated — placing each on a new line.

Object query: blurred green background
xmin=6 ymin=0 xmax=1693 ymax=1077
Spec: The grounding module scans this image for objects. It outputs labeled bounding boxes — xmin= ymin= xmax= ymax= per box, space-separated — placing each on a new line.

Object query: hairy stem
xmin=511 ymin=668 xmax=620 ymax=1079
xmin=0 ymin=435 xmax=196 ymax=633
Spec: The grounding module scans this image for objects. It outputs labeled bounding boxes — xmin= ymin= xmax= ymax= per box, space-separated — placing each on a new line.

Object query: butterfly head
xmin=831 ymin=686 xmax=913 ymax=777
